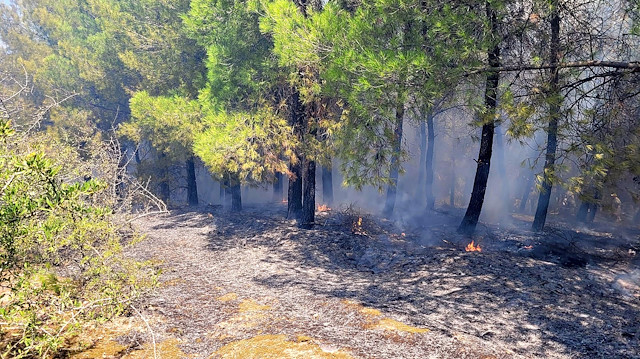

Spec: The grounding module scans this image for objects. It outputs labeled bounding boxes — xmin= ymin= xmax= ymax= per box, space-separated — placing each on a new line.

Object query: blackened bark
xmin=301 ymin=98 xmax=318 ymax=227
xmin=519 ymin=173 xmax=535 ymax=213
xmin=186 ymin=156 xmax=198 ymax=206
xmin=301 ymin=158 xmax=316 ymax=228
xmin=321 ymin=163 xmax=334 ymax=206
xmin=230 ymin=181 xmax=242 ymax=212
xmin=586 ymin=190 xmax=600 ymax=222
xmin=288 ymin=162 xmax=303 ymax=219
xmin=532 ymin=2 xmax=561 ymax=232
xmin=425 ymin=112 xmax=435 ymax=211
xmin=272 ymin=172 xmax=284 ymax=202
xmin=287 ymin=89 xmax=304 ymax=220
xmin=382 ymin=101 xmax=405 ymax=217
xmin=417 ymin=121 xmax=427 ymax=201
xmin=158 ymin=153 xmax=171 ymax=204
xmin=458 ymin=2 xmax=500 ymax=234
xmin=134 ymin=147 xmax=141 ymax=164
xmin=219 ymin=181 xmax=225 ymax=205
xmin=576 ymin=201 xmax=589 ymax=222
xmin=223 ymin=174 xmax=232 ymax=208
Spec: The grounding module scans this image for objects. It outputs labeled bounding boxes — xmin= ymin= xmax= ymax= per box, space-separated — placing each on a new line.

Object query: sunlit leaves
xmin=121 ymin=91 xmax=202 ymax=162
xmin=194 ymin=106 xmax=296 ymax=183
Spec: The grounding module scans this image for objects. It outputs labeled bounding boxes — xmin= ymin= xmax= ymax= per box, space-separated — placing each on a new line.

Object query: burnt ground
xmin=122 ymin=204 xmax=640 ymax=359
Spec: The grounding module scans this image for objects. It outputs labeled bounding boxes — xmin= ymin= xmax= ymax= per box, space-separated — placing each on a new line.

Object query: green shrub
xmin=0 ymin=118 xmax=156 ymax=358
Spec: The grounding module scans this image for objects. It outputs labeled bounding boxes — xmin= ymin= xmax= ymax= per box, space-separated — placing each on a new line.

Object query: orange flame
xmin=317 ymin=204 xmax=331 ymax=212
xmin=352 ymin=217 xmax=365 ymax=235
xmin=465 ymin=240 xmax=482 ymax=252
xmin=523 ymin=245 xmax=533 ymax=250
xmin=401 ymin=233 xmax=406 ymax=237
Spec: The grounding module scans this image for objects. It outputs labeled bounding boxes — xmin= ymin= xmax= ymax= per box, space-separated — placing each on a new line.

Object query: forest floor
xmin=74 ymin=204 xmax=640 ymax=359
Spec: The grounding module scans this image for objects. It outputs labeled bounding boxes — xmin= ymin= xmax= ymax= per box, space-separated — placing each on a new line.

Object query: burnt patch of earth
xmin=116 ymin=204 xmax=640 ymax=358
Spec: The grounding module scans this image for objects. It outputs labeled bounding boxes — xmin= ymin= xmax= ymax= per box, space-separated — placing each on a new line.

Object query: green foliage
xmin=194 ymin=105 xmax=296 ymax=183
xmin=0 ymin=118 xmax=155 ymax=358
xmin=97 ymin=0 xmax=206 ymax=97
xmin=185 ymin=0 xmax=276 ymax=110
xmin=122 ymin=91 xmax=202 ymax=162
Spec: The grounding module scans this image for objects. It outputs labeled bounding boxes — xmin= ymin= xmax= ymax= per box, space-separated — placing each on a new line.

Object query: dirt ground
xmin=89 ymin=204 xmax=640 ymax=359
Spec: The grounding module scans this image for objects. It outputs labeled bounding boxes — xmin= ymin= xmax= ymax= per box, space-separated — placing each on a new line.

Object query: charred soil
xmin=94 ymin=204 xmax=640 ymax=358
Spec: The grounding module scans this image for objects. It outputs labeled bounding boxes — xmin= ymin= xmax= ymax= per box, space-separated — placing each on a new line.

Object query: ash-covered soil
xmin=126 ymin=204 xmax=640 ymax=359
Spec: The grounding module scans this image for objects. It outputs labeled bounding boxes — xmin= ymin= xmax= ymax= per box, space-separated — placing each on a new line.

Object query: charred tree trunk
xmin=301 ymin=157 xmax=316 ymax=228
xmin=458 ymin=2 xmax=500 ymax=234
xmin=425 ymin=112 xmax=435 ymax=211
xmin=186 ymin=156 xmax=198 ymax=206
xmin=532 ymin=2 xmax=561 ymax=232
xmin=288 ymin=163 xmax=303 ymax=219
xmin=287 ymin=90 xmax=304 ymax=220
xmin=134 ymin=147 xmax=141 ymax=164
xmin=576 ymin=201 xmax=589 ymax=222
xmin=230 ymin=180 xmax=242 ymax=212
xmin=272 ymin=172 xmax=284 ymax=202
xmin=223 ymin=174 xmax=232 ymax=208
xmin=586 ymin=190 xmax=600 ymax=223
xmin=321 ymin=163 xmax=334 ymax=206
xmin=382 ymin=100 xmax=405 ymax=217
xmin=158 ymin=153 xmax=171 ymax=204
xmin=219 ymin=181 xmax=225 ymax=205
xmin=416 ymin=121 xmax=427 ymax=201
xmin=519 ymin=172 xmax=535 ymax=213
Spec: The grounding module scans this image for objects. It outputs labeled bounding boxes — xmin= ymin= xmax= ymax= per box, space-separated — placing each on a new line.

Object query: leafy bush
xmin=0 ymin=117 xmax=156 ymax=358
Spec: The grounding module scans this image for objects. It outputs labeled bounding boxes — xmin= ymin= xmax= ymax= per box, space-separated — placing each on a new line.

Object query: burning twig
xmin=317 ymin=204 xmax=331 ymax=212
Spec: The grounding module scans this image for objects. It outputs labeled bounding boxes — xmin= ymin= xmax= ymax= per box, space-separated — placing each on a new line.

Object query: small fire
xmin=352 ymin=217 xmax=365 ymax=235
xmin=465 ymin=240 xmax=482 ymax=252
xmin=317 ymin=204 xmax=331 ymax=212
xmin=523 ymin=245 xmax=533 ymax=250
xmin=401 ymin=233 xmax=406 ymax=237
xmin=281 ymin=199 xmax=287 ymax=204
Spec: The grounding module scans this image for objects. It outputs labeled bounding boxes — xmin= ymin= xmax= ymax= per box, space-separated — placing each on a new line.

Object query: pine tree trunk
xmin=519 ymin=173 xmax=535 ymax=213
xmin=223 ymin=174 xmax=232 ymax=208
xmin=577 ymin=201 xmax=589 ymax=222
xmin=287 ymin=89 xmax=304 ymax=220
xmin=416 ymin=121 xmax=426 ymax=201
xmin=231 ymin=181 xmax=242 ymax=212
xmin=321 ymin=163 xmax=333 ymax=206
xmin=425 ymin=112 xmax=435 ymax=211
xmin=186 ymin=156 xmax=198 ymax=206
xmin=458 ymin=2 xmax=500 ymax=234
xmin=219 ymin=181 xmax=225 ymax=205
xmin=382 ymin=100 xmax=405 ymax=217
xmin=532 ymin=2 xmax=561 ymax=232
xmin=586 ymin=190 xmax=600 ymax=223
xmin=158 ymin=153 xmax=171 ymax=204
xmin=272 ymin=172 xmax=284 ymax=202
xmin=301 ymin=157 xmax=316 ymax=228
xmin=288 ymin=161 xmax=303 ymax=219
